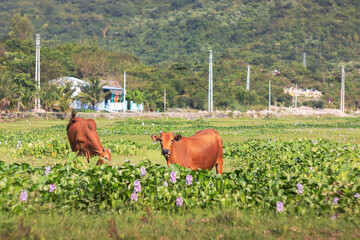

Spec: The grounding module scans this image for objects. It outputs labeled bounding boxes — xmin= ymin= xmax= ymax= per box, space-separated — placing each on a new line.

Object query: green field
xmin=1 ymin=116 xmax=360 ymax=239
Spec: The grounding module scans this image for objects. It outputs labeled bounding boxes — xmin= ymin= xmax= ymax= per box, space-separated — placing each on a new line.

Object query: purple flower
xmin=163 ymin=181 xmax=168 ymax=187
xmin=125 ymin=159 xmax=130 ymax=162
xmin=333 ymin=197 xmax=339 ymax=205
xmin=4 ymin=140 xmax=7 ymax=145
xmin=134 ymin=180 xmax=141 ymax=193
xmin=344 ymin=147 xmax=347 ymax=150
xmin=170 ymin=171 xmax=177 ymax=183
xmin=44 ymin=166 xmax=51 ymax=175
xmin=140 ymin=167 xmax=146 ymax=177
xmin=330 ymin=149 xmax=333 ymax=152
xmin=49 ymin=184 xmax=56 ymax=192
xmin=276 ymin=201 xmax=284 ymax=213
xmin=337 ymin=153 xmax=340 ymax=156
xmin=176 ymin=197 xmax=183 ymax=207
xmin=309 ymin=167 xmax=314 ymax=172
xmin=354 ymin=193 xmax=359 ymax=198
xmin=20 ymin=191 xmax=28 ymax=202
xmin=331 ymin=215 xmax=336 ymax=220
xmin=186 ymin=174 xmax=193 ymax=186
xmin=297 ymin=183 xmax=303 ymax=195
xmin=131 ymin=191 xmax=138 ymax=202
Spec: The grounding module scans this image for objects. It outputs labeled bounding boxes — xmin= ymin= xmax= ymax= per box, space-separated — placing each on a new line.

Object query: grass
xmin=1 ymin=116 xmax=360 ymax=239
xmin=1 ymin=209 xmax=359 ymax=239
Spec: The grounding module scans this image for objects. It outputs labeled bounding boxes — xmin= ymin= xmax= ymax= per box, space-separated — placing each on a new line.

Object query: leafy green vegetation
xmin=0 ymin=117 xmax=360 ymax=238
xmin=0 ymin=118 xmax=359 ymax=217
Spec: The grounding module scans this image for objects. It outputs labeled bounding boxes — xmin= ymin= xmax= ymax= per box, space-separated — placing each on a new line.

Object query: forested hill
xmin=1 ymin=0 xmax=360 ymax=66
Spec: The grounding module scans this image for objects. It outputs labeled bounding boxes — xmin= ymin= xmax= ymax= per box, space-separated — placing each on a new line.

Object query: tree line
xmin=1 ymin=12 xmax=360 ymax=120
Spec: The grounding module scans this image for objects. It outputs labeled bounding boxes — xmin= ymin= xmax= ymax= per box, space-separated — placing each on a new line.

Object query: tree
xmin=77 ymin=78 xmax=107 ymax=109
xmin=0 ymin=75 xmax=23 ymax=119
xmin=8 ymin=13 xmax=34 ymax=40
xmin=21 ymin=88 xmax=35 ymax=118
xmin=55 ymin=82 xmax=76 ymax=114
xmin=39 ymin=84 xmax=57 ymax=119
xmin=0 ymin=75 xmax=11 ymax=120
xmin=126 ymin=89 xmax=144 ymax=103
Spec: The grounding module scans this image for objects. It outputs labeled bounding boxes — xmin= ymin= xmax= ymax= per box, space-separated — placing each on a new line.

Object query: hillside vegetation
xmin=1 ymin=0 xmax=360 ymax=112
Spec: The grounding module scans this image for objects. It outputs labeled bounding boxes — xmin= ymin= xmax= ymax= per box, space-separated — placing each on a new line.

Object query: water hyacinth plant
xmin=44 ymin=166 xmax=51 ymax=175
xmin=131 ymin=192 xmax=138 ymax=202
xmin=170 ymin=171 xmax=177 ymax=183
xmin=134 ymin=180 xmax=141 ymax=193
xmin=140 ymin=166 xmax=146 ymax=177
xmin=176 ymin=197 xmax=183 ymax=207
xmin=185 ymin=174 xmax=193 ymax=186
xmin=0 ymin=129 xmax=360 ymax=215
xmin=276 ymin=202 xmax=284 ymax=213
xmin=49 ymin=184 xmax=56 ymax=192
xmin=297 ymin=183 xmax=303 ymax=195
xmin=20 ymin=191 xmax=28 ymax=202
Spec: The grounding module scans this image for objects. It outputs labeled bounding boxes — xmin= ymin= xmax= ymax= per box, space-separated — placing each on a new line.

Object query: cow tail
xmin=66 ymin=109 xmax=77 ymax=131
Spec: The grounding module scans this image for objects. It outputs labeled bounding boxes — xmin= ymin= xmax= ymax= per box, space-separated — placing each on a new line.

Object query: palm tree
xmin=77 ymin=78 xmax=107 ymax=110
xmin=21 ymin=89 xmax=34 ymax=118
xmin=55 ymin=82 xmax=76 ymax=115
xmin=0 ymin=76 xmax=11 ymax=121
xmin=39 ymin=84 xmax=56 ymax=119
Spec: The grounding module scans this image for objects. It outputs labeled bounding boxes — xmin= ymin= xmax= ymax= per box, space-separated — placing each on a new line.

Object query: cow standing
xmin=151 ymin=129 xmax=223 ymax=174
xmin=67 ymin=111 xmax=111 ymax=165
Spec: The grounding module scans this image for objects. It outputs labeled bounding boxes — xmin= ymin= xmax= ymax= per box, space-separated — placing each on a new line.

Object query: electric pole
xmin=208 ymin=50 xmax=213 ymax=112
xmin=164 ymin=89 xmax=166 ymax=112
xmin=123 ymin=71 xmax=126 ymax=113
xmin=35 ymin=34 xmax=41 ymax=110
xmin=340 ymin=65 xmax=345 ymax=112
xmin=246 ymin=65 xmax=250 ymax=91
xmin=269 ymin=81 xmax=271 ymax=112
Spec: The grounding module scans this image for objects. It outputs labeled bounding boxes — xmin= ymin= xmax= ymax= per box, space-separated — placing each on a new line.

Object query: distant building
xmin=273 ymin=70 xmax=280 ymax=76
xmin=51 ymin=77 xmax=143 ymax=112
xmin=284 ymin=87 xmax=322 ymax=100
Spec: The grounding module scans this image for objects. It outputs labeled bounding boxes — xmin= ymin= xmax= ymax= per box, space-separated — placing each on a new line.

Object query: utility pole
xmin=269 ymin=81 xmax=271 ymax=112
xmin=303 ymin=52 xmax=306 ymax=67
xmin=35 ymin=34 xmax=41 ymax=110
xmin=295 ymin=83 xmax=298 ymax=108
xmin=123 ymin=71 xmax=126 ymax=113
xmin=208 ymin=50 xmax=213 ymax=112
xmin=164 ymin=89 xmax=166 ymax=112
xmin=340 ymin=65 xmax=345 ymax=112
xmin=246 ymin=65 xmax=250 ymax=91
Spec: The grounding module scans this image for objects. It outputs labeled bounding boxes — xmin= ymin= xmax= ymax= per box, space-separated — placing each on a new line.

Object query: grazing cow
xmin=67 ymin=111 xmax=111 ymax=165
xmin=151 ymin=129 xmax=223 ymax=174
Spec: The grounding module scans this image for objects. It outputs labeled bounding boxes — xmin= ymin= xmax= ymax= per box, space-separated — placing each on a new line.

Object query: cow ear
xmin=151 ymin=135 xmax=160 ymax=142
xmin=174 ymin=134 xmax=182 ymax=141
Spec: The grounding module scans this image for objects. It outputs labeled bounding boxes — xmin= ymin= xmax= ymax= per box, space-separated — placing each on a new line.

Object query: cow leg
xmin=85 ymin=150 xmax=90 ymax=163
xmin=215 ymin=151 xmax=223 ymax=174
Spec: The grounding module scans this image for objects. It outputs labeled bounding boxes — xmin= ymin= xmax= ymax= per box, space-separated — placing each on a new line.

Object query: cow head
xmin=97 ymin=148 xmax=111 ymax=165
xmin=151 ymin=131 xmax=182 ymax=159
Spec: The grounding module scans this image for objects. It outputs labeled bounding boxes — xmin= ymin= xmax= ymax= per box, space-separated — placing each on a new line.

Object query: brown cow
xmin=151 ymin=129 xmax=223 ymax=174
xmin=67 ymin=111 xmax=111 ymax=165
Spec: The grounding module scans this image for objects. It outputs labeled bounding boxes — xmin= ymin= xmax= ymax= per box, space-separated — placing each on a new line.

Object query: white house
xmin=51 ymin=77 xmax=143 ymax=112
